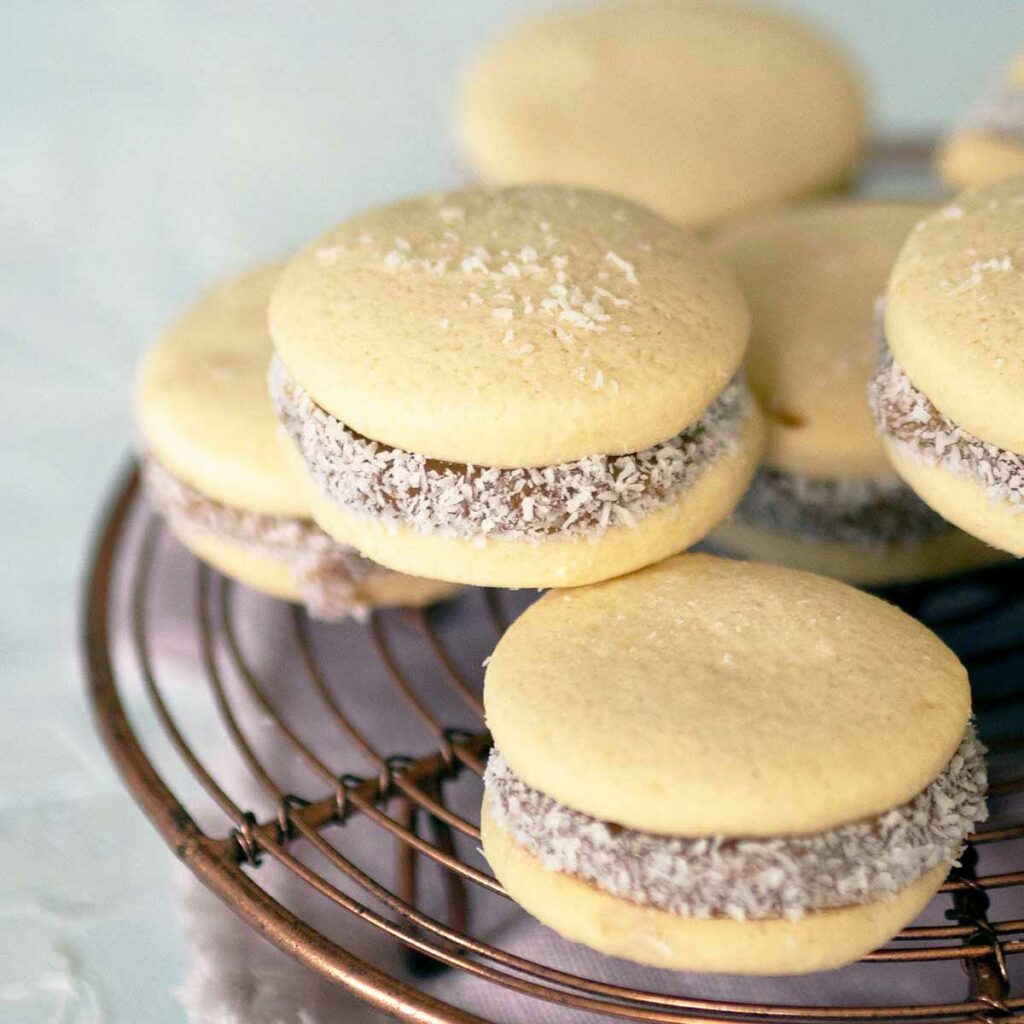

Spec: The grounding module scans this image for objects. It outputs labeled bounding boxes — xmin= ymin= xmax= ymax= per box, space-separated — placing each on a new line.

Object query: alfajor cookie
xmin=136 ymin=264 xmax=456 ymax=619
xmin=269 ymin=186 xmax=763 ymax=589
xmin=870 ymin=179 xmax=1024 ymax=557
xmin=938 ymin=52 xmax=1024 ymax=189
xmin=482 ymin=554 xmax=987 ymax=975
xmin=708 ymin=202 xmax=1002 ymax=584
xmin=456 ymin=2 xmax=865 ymax=230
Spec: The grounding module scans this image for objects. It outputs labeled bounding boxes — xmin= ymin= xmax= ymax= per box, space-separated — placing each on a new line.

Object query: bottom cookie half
xmin=481 ymin=803 xmax=949 ymax=975
xmin=307 ymin=408 xmax=764 ymax=589
xmin=884 ymin=442 xmax=1024 ymax=558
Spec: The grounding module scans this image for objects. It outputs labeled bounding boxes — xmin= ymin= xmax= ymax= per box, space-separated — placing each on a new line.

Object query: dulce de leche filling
xmin=485 ymin=728 xmax=986 ymax=921
xmin=733 ymin=465 xmax=949 ymax=548
xmin=868 ymin=340 xmax=1024 ymax=511
xmin=269 ymin=356 xmax=752 ymax=542
xmin=141 ymin=455 xmax=381 ymax=620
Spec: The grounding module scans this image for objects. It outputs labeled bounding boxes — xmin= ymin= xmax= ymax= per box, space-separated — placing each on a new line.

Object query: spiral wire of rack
xmin=81 ymin=463 xmax=1024 ymax=1024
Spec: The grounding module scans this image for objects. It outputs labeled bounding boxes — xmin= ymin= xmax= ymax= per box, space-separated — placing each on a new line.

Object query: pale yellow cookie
xmin=456 ymin=2 xmax=865 ymax=230
xmin=708 ymin=516 xmax=1006 ymax=585
xmin=138 ymin=262 xmax=305 ymax=517
xmin=269 ymin=186 xmax=749 ymax=467
xmin=485 ymin=553 xmax=970 ymax=837
xmin=270 ymin=187 xmax=760 ymax=589
xmin=482 ymin=803 xmax=948 ymax=975
xmin=713 ymin=201 xmax=930 ymax=480
xmin=873 ymin=180 xmax=1024 ymax=556
xmin=886 ymin=179 xmax=1024 ymax=454
xmin=708 ymin=201 xmax=1009 ymax=582
xmin=136 ymin=264 xmax=457 ymax=613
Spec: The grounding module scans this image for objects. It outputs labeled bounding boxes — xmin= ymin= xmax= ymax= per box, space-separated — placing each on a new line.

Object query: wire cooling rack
xmin=82 ymin=463 xmax=1024 ymax=1023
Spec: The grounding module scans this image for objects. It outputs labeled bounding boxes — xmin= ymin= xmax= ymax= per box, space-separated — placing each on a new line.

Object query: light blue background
xmin=2 ymin=3 xmax=1022 ymax=1021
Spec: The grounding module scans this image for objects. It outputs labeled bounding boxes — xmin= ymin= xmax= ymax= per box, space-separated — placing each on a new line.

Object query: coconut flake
xmin=485 ymin=729 xmax=986 ymax=920
xmin=141 ymin=455 xmax=382 ymax=620
xmin=869 ymin=338 xmax=1024 ymax=510
xmin=269 ymin=358 xmax=752 ymax=543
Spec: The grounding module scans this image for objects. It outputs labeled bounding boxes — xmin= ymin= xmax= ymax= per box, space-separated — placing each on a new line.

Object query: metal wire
xmin=81 ymin=464 xmax=1024 ymax=1022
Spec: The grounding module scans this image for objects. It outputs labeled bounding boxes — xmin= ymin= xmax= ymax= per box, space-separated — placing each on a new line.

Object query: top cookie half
xmin=268 ymin=186 xmax=749 ymax=468
xmin=456 ymin=1 xmax=865 ymax=229
xmin=136 ymin=262 xmax=307 ymax=517
xmin=885 ymin=177 xmax=1024 ymax=455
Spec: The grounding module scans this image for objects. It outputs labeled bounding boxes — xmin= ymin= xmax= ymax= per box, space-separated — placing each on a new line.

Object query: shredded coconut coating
xmin=869 ymin=342 xmax=1024 ymax=511
xmin=963 ymin=82 xmax=1024 ymax=144
xmin=734 ymin=466 xmax=949 ymax=547
xmin=485 ymin=729 xmax=987 ymax=921
xmin=141 ymin=455 xmax=379 ymax=620
xmin=269 ymin=357 xmax=751 ymax=542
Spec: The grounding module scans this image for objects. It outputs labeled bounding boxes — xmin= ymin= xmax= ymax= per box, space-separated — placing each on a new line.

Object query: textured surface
xmin=136 ymin=263 xmax=308 ymax=517
xmin=269 ymin=186 xmax=749 ymax=466
xmin=272 ymin=356 xmax=757 ymax=541
xmin=457 ymin=1 xmax=866 ymax=229
xmin=305 ymin=405 xmax=762 ymax=588
xmin=885 ymin=179 xmax=1024 ymax=454
xmin=481 ymin=804 xmax=949 ymax=975
xmin=713 ymin=201 xmax=929 ymax=478
xmin=484 ymin=553 xmax=971 ymax=836
xmin=484 ymin=732 xmax=984 ymax=919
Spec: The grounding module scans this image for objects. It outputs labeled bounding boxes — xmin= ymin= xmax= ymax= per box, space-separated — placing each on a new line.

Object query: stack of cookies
xmin=130 ymin=0 xmax=1020 ymax=981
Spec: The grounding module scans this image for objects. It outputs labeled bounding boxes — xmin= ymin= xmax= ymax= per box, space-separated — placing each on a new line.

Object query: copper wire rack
xmin=82 ymin=463 xmax=1024 ymax=1024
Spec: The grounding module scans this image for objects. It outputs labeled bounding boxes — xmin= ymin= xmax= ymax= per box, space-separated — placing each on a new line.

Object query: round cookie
xmin=938 ymin=52 xmax=1024 ymax=189
xmin=139 ymin=263 xmax=307 ymax=517
xmin=707 ymin=202 xmax=999 ymax=582
xmin=481 ymin=553 xmax=986 ymax=974
xmin=872 ymin=179 xmax=1024 ymax=556
xmin=270 ymin=188 xmax=749 ymax=467
xmin=456 ymin=2 xmax=865 ymax=229
xmin=136 ymin=264 xmax=456 ymax=617
xmin=270 ymin=186 xmax=764 ymax=588
xmin=713 ymin=202 xmax=931 ymax=480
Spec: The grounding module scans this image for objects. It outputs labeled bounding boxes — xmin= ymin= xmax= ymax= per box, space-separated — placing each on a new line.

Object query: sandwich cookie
xmin=136 ymin=264 xmax=456 ymax=618
xmin=456 ymin=2 xmax=865 ymax=230
xmin=709 ymin=202 xmax=1002 ymax=584
xmin=482 ymin=554 xmax=987 ymax=975
xmin=870 ymin=179 xmax=1024 ymax=557
xmin=269 ymin=186 xmax=763 ymax=589
xmin=938 ymin=52 xmax=1024 ymax=189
